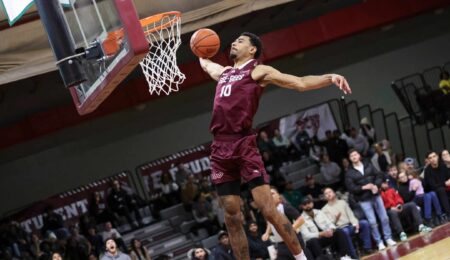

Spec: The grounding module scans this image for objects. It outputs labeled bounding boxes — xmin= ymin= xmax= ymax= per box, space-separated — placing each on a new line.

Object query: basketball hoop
xmin=139 ymin=11 xmax=185 ymax=95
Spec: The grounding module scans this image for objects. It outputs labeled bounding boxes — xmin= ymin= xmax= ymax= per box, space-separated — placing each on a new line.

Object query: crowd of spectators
xmin=1 ymin=119 xmax=449 ymax=260
xmin=196 ymin=121 xmax=449 ymax=259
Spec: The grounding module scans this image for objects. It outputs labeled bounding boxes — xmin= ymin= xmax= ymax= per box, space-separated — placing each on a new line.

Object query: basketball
xmin=190 ymin=28 xmax=220 ymax=58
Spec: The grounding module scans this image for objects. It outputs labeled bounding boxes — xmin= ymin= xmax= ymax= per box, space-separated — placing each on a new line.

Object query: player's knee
xmin=224 ymin=212 xmax=243 ymax=229
xmin=260 ymin=204 xmax=277 ymax=222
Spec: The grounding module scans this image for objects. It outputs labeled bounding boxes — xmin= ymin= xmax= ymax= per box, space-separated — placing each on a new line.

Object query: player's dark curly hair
xmin=241 ymin=32 xmax=262 ymax=58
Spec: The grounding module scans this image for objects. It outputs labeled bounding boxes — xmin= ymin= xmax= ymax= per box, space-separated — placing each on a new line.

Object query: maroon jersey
xmin=209 ymin=59 xmax=264 ymax=135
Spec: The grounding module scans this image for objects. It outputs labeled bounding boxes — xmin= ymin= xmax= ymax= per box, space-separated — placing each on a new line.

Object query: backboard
xmin=35 ymin=0 xmax=148 ymax=115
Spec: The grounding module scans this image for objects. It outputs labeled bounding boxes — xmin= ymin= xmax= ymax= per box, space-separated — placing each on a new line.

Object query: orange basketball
xmin=190 ymin=28 xmax=220 ymax=58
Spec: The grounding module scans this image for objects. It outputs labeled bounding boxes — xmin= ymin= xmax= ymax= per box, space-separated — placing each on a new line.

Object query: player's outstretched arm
xmin=199 ymin=58 xmax=231 ymax=81
xmin=253 ymin=65 xmax=352 ymax=94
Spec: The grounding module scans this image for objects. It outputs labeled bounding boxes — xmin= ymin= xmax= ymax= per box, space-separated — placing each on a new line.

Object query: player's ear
xmin=249 ymin=46 xmax=256 ymax=57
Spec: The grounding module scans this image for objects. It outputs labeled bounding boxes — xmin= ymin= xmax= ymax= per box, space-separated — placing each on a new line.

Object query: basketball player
xmin=199 ymin=32 xmax=351 ymax=260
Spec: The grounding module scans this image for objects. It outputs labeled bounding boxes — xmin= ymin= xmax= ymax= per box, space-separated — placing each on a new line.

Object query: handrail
xmin=385 ymin=112 xmax=405 ymax=156
xmin=345 ymin=100 xmax=361 ymax=127
xmin=425 ymin=125 xmax=446 ymax=152
xmin=399 ymin=116 xmax=420 ymax=164
xmin=371 ymin=108 xmax=389 ymax=141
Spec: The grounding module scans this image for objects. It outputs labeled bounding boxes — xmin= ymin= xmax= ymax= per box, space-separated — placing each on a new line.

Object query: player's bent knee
xmin=260 ymin=205 xmax=278 ymax=222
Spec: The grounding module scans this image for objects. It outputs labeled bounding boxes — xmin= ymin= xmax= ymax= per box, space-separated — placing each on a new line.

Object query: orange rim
xmin=102 ymin=11 xmax=180 ymax=55
xmin=140 ymin=11 xmax=181 ymax=36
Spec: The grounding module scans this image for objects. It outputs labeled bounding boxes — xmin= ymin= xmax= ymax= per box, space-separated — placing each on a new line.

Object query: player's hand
xmin=331 ymin=74 xmax=351 ymax=94
xmin=262 ymin=233 xmax=270 ymax=241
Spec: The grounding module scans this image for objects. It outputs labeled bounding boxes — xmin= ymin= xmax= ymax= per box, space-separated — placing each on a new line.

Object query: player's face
xmin=230 ymin=36 xmax=255 ymax=60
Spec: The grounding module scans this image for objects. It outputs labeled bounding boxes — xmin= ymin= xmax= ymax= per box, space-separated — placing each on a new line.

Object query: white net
xmin=140 ymin=12 xmax=185 ymax=95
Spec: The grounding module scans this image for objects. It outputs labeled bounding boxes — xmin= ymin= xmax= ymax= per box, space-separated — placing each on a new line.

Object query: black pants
xmin=277 ymin=233 xmax=313 ymax=260
xmin=435 ymin=187 xmax=450 ymax=215
xmin=306 ymin=229 xmax=352 ymax=258
xmin=387 ymin=202 xmax=422 ymax=235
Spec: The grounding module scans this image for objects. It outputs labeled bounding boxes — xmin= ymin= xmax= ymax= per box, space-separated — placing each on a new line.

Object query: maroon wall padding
xmin=1 ymin=0 xmax=449 ymax=150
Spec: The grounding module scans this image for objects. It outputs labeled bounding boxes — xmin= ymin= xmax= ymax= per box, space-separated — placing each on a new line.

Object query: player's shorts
xmin=210 ymin=133 xmax=269 ymax=187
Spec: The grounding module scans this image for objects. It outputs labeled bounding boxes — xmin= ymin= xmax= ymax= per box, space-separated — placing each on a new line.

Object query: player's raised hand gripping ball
xmin=190 ymin=28 xmax=220 ymax=58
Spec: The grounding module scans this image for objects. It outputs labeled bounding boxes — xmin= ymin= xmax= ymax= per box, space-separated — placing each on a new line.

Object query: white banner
xmin=1 ymin=0 xmax=69 ymax=25
xmin=279 ymin=103 xmax=337 ymax=142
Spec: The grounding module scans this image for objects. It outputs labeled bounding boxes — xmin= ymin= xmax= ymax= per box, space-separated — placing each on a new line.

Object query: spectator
xmin=66 ymin=226 xmax=90 ymax=260
xmin=29 ymin=234 xmax=42 ymax=259
xmin=187 ymin=247 xmax=212 ymax=260
xmin=129 ymin=239 xmax=151 ymax=260
xmin=52 ymin=252 xmax=63 ymax=260
xmin=90 ymin=192 xmax=115 ymax=225
xmin=319 ymin=154 xmax=342 ymax=190
xmin=261 ymin=151 xmax=278 ymax=179
xmin=371 ymin=143 xmax=391 ymax=173
xmin=439 ymin=71 xmax=450 ymax=95
xmin=423 ymin=151 xmax=450 ymax=217
xmin=272 ymin=128 xmax=296 ymax=162
xmin=322 ymin=187 xmax=373 ymax=256
xmin=441 ymin=149 xmax=450 ymax=168
xmin=309 ymin=137 xmax=325 ymax=162
xmin=262 ymin=187 xmax=311 ymax=260
xmin=333 ymin=130 xmax=350 ymax=166
xmin=213 ymin=231 xmax=235 ymax=260
xmin=199 ymin=177 xmax=213 ymax=200
xmin=404 ymin=157 xmax=418 ymax=172
xmin=386 ymin=165 xmax=399 ymax=190
xmin=359 ymin=117 xmax=376 ymax=146
xmin=380 ymin=181 xmax=431 ymax=241
xmin=160 ymin=172 xmax=180 ymax=207
xmin=345 ymin=149 xmax=396 ymax=250
xmin=192 ymin=194 xmax=218 ymax=236
xmin=295 ymin=124 xmax=313 ymax=158
xmin=86 ymin=227 xmax=104 ymax=258
xmin=342 ymin=158 xmax=350 ymax=173
xmin=282 ymin=181 xmax=304 ymax=209
xmin=246 ymin=221 xmax=270 ymax=260
xmin=175 ymin=163 xmax=192 ymax=187
xmin=257 ymin=130 xmax=276 ymax=154
xmin=101 ymin=222 xmax=127 ymax=253
xmin=100 ymin=238 xmax=131 ymax=260
xmin=107 ymin=180 xmax=143 ymax=228
xmin=300 ymin=175 xmax=325 ymax=209
xmin=181 ymin=174 xmax=199 ymax=212
xmin=318 ymin=130 xmax=338 ymax=163
xmin=299 ymin=197 xmax=354 ymax=259
xmin=346 ymin=128 xmax=369 ymax=157
xmin=211 ymin=191 xmax=226 ymax=229
xmin=405 ymin=171 xmax=444 ymax=227
xmin=41 ymin=207 xmax=70 ymax=240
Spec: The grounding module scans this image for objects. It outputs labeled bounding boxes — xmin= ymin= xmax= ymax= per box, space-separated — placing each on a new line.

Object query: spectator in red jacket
xmin=380 ymin=182 xmax=431 ymax=242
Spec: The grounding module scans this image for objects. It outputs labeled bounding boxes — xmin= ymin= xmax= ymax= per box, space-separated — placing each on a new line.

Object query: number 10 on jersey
xmin=220 ymin=84 xmax=232 ymax=97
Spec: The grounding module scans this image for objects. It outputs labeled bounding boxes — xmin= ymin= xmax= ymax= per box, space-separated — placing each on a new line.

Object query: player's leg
xmin=217 ymin=181 xmax=250 ymax=260
xmin=250 ymin=183 xmax=303 ymax=255
xmin=239 ymin=135 xmax=304 ymax=258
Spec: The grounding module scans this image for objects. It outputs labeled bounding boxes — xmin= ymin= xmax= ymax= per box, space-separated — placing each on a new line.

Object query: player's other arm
xmin=199 ymin=58 xmax=230 ymax=81
xmin=253 ymin=65 xmax=352 ymax=94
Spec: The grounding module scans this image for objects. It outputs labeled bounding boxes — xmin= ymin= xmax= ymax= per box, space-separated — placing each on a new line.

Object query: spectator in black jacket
xmin=213 ymin=231 xmax=235 ymax=260
xmin=107 ymin=180 xmax=143 ymax=228
xmin=423 ymin=151 xmax=450 ymax=219
xmin=246 ymin=221 xmax=270 ymax=260
xmin=345 ymin=149 xmax=396 ymax=251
